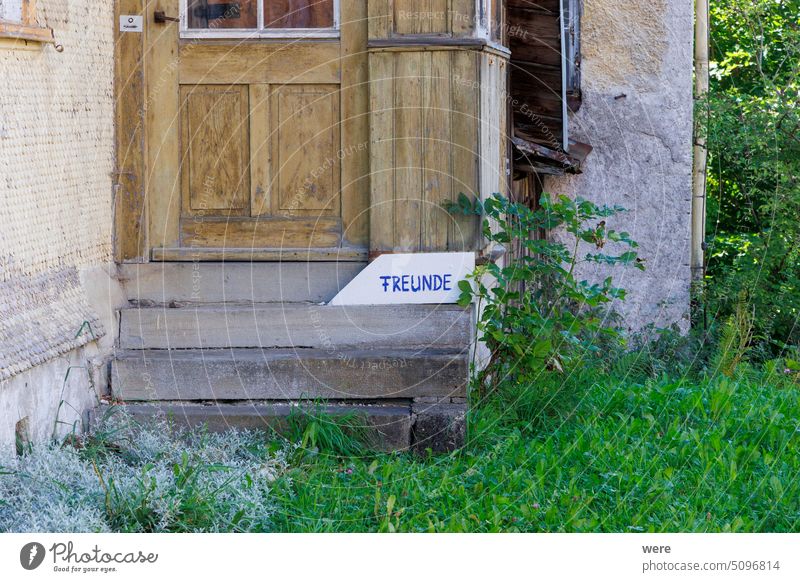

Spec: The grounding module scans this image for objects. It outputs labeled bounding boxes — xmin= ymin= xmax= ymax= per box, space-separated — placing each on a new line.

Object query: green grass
xmin=268 ymin=368 xmax=800 ymax=532
xmin=2 ymin=366 xmax=799 ymax=532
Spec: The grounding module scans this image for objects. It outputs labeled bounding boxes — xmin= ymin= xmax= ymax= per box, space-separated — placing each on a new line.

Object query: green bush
xmin=447 ymin=192 xmax=643 ymax=401
xmin=705 ymin=0 xmax=800 ymax=355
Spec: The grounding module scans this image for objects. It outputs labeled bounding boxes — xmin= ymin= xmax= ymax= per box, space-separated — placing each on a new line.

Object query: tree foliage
xmin=706 ymin=0 xmax=800 ymax=353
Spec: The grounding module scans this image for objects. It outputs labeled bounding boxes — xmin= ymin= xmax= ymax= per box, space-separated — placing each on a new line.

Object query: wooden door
xmin=136 ymin=0 xmax=368 ymax=261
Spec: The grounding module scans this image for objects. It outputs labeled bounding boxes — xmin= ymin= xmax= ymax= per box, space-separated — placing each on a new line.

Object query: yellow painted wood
xmin=146 ymin=0 xmax=181 ymax=250
xmin=370 ymin=0 xmax=460 ymax=39
xmin=180 ymin=85 xmax=250 ymax=216
xmin=429 ymin=0 xmax=449 ymax=34
xmin=393 ymin=51 xmax=424 ymax=250
xmin=368 ymin=0 xmax=392 ymax=39
xmin=138 ymin=4 xmax=371 ymax=257
xmin=392 ymin=0 xmax=450 ymax=35
xmin=0 ymin=21 xmax=53 ymax=42
xmin=479 ymin=52 xmax=508 ymax=201
xmin=451 ymin=0 xmax=475 ymax=37
xmin=178 ymin=43 xmax=341 ymax=85
xmin=340 ymin=0 xmax=370 ymax=246
xmin=152 ymin=247 xmax=368 ymax=262
xmin=367 ymin=46 xmax=487 ymax=253
xmin=114 ymin=0 xmax=146 ymax=261
xmin=249 ymin=84 xmax=271 ymax=217
xmin=181 ymin=217 xmax=341 ymax=248
xmin=449 ymin=49 xmax=480 ymax=250
xmin=393 ymin=0 xmax=421 ymax=35
xmin=421 ymin=51 xmax=451 ymax=250
xmin=270 ymin=84 xmax=340 ymax=216
xmin=368 ymin=51 xmax=396 ymax=252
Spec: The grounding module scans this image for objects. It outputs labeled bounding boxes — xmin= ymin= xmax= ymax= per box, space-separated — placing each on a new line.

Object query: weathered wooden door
xmin=122 ymin=0 xmax=368 ymax=261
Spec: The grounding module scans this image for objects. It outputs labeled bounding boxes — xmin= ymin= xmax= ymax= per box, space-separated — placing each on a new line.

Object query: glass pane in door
xmin=264 ymin=0 xmax=334 ymax=28
xmin=187 ymin=0 xmax=258 ymax=29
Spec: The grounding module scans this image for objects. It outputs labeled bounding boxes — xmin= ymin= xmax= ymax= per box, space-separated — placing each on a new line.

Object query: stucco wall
xmin=547 ymin=0 xmax=694 ymax=331
xmin=0 ymin=0 xmax=121 ymax=453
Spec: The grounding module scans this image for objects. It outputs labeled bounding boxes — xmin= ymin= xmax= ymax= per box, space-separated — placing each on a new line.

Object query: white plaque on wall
xmin=119 ymin=15 xmax=143 ymax=32
xmin=328 ymin=252 xmax=475 ymax=306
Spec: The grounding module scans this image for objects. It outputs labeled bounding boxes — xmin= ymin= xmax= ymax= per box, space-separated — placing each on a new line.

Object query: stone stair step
xmin=118 ymin=304 xmax=472 ymax=350
xmin=91 ymin=402 xmax=413 ymax=452
xmin=119 ymin=262 xmax=365 ymax=305
xmin=111 ymin=348 xmax=468 ymax=401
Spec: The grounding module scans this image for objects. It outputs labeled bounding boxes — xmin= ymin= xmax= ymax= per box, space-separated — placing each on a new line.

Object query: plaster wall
xmin=547 ymin=0 xmax=694 ymax=331
xmin=0 ymin=1 xmax=123 ymax=453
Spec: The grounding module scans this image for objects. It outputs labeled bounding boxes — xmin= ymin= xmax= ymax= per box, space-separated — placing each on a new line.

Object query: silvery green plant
xmin=0 ymin=412 xmax=291 ymax=533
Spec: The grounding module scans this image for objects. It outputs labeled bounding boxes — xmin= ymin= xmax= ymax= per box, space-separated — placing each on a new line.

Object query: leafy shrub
xmin=705 ymin=0 xmax=800 ymax=355
xmin=447 ymin=192 xmax=644 ymax=399
xmin=711 ymin=291 xmax=756 ymax=377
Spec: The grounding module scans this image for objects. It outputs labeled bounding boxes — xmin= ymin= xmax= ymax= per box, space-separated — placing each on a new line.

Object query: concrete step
xmin=111 ymin=348 xmax=468 ymax=401
xmin=92 ymin=402 xmax=414 ymax=452
xmin=119 ymin=304 xmax=472 ymax=350
xmin=119 ymin=262 xmax=366 ymax=305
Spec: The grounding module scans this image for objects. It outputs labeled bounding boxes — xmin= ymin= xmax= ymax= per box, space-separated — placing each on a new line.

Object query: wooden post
xmin=366 ymin=0 xmax=490 ymax=256
xmin=114 ymin=0 xmax=147 ymax=262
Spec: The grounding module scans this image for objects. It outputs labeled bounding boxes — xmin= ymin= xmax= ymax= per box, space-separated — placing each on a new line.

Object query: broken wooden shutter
xmin=562 ymin=0 xmax=582 ymax=111
xmin=558 ymin=0 xmax=569 ymax=149
xmin=508 ymin=0 xmax=588 ymax=175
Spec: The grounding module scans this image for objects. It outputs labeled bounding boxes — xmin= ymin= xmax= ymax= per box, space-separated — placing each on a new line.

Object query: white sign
xmin=119 ymin=15 xmax=143 ymax=32
xmin=329 ymin=252 xmax=474 ymax=306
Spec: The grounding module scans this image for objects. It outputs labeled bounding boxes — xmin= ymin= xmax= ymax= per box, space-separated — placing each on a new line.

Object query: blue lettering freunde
xmin=380 ymin=274 xmax=452 ymax=293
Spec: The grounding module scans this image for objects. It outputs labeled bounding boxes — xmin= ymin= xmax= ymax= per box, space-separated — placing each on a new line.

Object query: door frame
xmin=113 ymin=0 xmax=369 ymax=263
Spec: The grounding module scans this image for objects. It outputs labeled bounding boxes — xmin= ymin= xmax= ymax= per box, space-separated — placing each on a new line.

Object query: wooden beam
xmin=152 ymin=247 xmax=369 ymax=262
xmin=114 ymin=0 xmax=147 ymax=261
xmin=340 ymin=0 xmax=370 ymax=247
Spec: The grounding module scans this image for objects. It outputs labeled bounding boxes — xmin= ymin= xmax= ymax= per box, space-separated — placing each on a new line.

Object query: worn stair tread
xmin=119 ymin=303 xmax=473 ymax=350
xmin=92 ymin=402 xmax=413 ymax=451
xmin=119 ymin=262 xmax=366 ymax=305
xmin=111 ymin=348 xmax=469 ymax=401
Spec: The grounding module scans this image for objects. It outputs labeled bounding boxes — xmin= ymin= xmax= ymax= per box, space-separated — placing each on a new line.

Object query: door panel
xmin=140 ymin=1 xmax=368 ymax=258
xmin=177 ymin=76 xmax=342 ymax=247
xmin=272 ymin=84 xmax=340 ymax=216
xmin=181 ymin=85 xmax=250 ymax=215
xmin=181 ymin=217 xmax=342 ymax=248
xmin=178 ymin=43 xmax=341 ymax=85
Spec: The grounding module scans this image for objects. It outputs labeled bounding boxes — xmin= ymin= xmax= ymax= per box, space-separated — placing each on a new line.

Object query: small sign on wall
xmin=329 ymin=252 xmax=474 ymax=306
xmin=119 ymin=15 xmax=143 ymax=32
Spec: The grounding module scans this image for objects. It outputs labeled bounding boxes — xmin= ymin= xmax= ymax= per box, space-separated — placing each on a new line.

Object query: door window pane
xmin=264 ymin=0 xmax=334 ymax=29
xmin=187 ymin=0 xmax=258 ymax=29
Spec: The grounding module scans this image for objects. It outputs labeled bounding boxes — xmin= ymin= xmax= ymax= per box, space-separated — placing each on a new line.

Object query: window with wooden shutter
xmin=562 ymin=0 xmax=581 ymax=111
xmin=508 ymin=0 xmax=589 ymax=176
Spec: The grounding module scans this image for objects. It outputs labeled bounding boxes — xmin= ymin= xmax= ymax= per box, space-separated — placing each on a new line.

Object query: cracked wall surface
xmin=547 ymin=0 xmax=694 ymax=331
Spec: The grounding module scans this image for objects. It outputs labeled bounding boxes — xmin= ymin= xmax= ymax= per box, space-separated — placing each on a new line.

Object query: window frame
xmin=475 ymin=0 xmax=508 ymax=50
xmin=179 ymin=0 xmax=340 ymax=39
xmin=0 ymin=0 xmax=54 ymax=44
